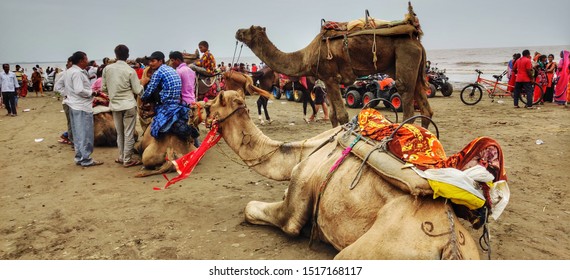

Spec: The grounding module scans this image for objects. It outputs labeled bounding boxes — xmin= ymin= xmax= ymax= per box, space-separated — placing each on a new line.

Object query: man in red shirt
xmin=513 ymin=49 xmax=534 ymax=109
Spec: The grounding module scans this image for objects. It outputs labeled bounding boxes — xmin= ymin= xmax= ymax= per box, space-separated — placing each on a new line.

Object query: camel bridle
xmin=208 ymin=104 xmax=248 ymax=129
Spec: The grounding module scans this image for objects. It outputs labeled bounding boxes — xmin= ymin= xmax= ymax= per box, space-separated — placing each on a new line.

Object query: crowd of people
xmin=29 ymin=41 xmax=216 ymax=168
xmin=507 ymin=49 xmax=569 ymax=108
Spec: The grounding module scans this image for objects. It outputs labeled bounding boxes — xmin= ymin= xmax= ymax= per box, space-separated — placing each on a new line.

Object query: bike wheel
xmin=531 ymin=82 xmax=544 ymax=105
xmin=519 ymin=83 xmax=545 ymax=106
xmin=460 ymin=84 xmax=483 ymax=105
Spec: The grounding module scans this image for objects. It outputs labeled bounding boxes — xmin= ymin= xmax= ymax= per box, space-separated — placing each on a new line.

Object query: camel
xmin=134 ymin=101 xmax=206 ymax=177
xmin=236 ymin=2 xmax=433 ymax=128
xmin=134 ymin=72 xmax=273 ymax=177
xmin=205 ymin=90 xmax=482 ymax=259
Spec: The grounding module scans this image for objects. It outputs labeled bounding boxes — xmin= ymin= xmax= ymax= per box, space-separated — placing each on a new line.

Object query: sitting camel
xmin=134 ymin=101 xmax=206 ymax=177
xmin=134 ymin=75 xmax=272 ymax=177
xmin=204 ymin=90 xmax=485 ymax=259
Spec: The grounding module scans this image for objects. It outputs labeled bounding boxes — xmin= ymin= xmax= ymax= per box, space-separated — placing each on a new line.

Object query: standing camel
xmin=236 ymin=3 xmax=432 ymax=128
xmin=204 ymin=90 xmax=482 ymax=259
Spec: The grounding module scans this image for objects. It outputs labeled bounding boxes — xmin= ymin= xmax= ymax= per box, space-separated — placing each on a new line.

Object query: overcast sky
xmin=1 ymin=0 xmax=568 ymax=63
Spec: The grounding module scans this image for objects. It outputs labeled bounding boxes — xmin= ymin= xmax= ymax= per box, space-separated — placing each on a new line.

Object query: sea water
xmin=13 ymin=45 xmax=569 ymax=88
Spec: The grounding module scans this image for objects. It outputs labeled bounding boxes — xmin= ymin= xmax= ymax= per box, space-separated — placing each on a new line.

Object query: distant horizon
xmin=5 ymin=44 xmax=569 ymax=65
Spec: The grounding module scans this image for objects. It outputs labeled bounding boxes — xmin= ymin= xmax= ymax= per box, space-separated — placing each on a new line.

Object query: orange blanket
xmin=358 ymin=108 xmax=507 ymax=182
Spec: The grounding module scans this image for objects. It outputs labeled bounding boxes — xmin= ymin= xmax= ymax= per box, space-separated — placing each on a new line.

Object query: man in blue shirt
xmin=141 ymin=51 xmax=194 ymax=140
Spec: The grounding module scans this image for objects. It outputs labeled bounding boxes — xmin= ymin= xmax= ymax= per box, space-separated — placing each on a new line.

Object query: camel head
xmin=189 ymin=101 xmax=208 ymax=128
xmin=204 ymin=90 xmax=248 ymax=128
xmin=235 ymin=26 xmax=266 ymax=46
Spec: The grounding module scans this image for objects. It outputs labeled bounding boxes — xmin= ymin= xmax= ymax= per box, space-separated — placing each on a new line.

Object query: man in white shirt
xmin=87 ymin=60 xmax=98 ymax=86
xmin=102 ymin=44 xmax=143 ymax=167
xmin=0 ymin=63 xmax=21 ymax=116
xmin=54 ymin=57 xmax=74 ymax=143
xmin=64 ymin=51 xmax=103 ymax=167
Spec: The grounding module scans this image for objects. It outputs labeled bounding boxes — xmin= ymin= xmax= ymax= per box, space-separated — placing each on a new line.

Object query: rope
xmin=199 ymin=76 xmax=218 ymax=88
xmin=326 ymin=37 xmax=333 ymax=60
xmin=215 ymin=145 xmax=248 ymax=167
xmin=349 ymin=137 xmax=391 ymax=190
xmin=478 ymin=207 xmax=492 ymax=260
xmin=309 ymin=134 xmax=361 ymax=248
xmin=231 ymin=40 xmax=238 ymax=65
xmin=372 ymin=33 xmax=378 ymax=71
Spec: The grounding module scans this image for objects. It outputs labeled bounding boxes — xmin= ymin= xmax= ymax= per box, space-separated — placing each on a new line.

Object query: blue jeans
xmin=69 ymin=108 xmax=95 ymax=166
xmin=513 ymin=82 xmax=533 ymax=107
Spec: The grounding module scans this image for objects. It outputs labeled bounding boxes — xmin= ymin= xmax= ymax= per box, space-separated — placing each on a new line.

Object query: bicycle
xmin=460 ymin=69 xmax=544 ymax=106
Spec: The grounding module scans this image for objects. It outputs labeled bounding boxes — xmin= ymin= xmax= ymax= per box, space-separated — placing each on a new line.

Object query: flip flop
xmin=83 ymin=160 xmax=103 ymax=167
xmin=123 ymin=160 xmax=142 ymax=168
xmin=115 ymin=158 xmax=123 ymax=164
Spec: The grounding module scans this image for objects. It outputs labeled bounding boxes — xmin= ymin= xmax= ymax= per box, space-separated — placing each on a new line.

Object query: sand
xmin=1 ymin=90 xmax=569 ymax=260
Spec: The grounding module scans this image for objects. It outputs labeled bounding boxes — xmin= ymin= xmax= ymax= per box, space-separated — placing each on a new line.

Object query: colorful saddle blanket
xmin=357 ymin=108 xmax=507 ymax=182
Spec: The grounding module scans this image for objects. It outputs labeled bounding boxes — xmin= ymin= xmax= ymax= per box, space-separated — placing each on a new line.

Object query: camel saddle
xmin=338 ymin=131 xmax=433 ymax=197
xmin=321 ymin=3 xmax=423 ymax=39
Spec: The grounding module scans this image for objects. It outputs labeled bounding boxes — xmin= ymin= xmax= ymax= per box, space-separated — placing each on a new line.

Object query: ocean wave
xmin=455 ymin=61 xmax=507 ymax=66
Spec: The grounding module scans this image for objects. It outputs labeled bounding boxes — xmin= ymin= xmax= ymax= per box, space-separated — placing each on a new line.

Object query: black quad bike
xmin=344 ymin=74 xmax=402 ymax=111
xmin=426 ymin=65 xmax=453 ymax=98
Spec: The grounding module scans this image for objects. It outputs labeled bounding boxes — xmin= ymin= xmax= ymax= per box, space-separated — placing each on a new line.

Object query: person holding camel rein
xmin=102 ymin=44 xmax=143 ymax=167
xmin=141 ymin=51 xmax=195 ymax=141
xmin=64 ymin=51 xmax=103 ymax=167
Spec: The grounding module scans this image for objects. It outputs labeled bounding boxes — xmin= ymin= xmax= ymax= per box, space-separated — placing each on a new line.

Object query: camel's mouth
xmin=235 ymin=29 xmax=245 ymax=41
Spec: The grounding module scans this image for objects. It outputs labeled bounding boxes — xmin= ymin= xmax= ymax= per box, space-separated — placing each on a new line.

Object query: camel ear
xmin=218 ymin=91 xmax=225 ymax=107
xmin=262 ymin=27 xmax=266 ymax=32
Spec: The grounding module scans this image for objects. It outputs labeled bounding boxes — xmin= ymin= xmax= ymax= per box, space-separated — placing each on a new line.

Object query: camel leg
xmin=323 ymin=78 xmax=348 ymax=127
xmin=395 ymin=42 xmax=423 ymax=124
xmin=135 ymin=146 xmax=176 ymax=177
xmin=244 ymin=165 xmax=315 ymax=236
xmin=334 ymin=196 xmax=480 ymax=260
xmin=415 ymin=88 xmax=434 ymax=129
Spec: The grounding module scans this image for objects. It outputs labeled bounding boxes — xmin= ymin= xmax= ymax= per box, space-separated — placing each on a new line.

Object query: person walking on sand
xmin=31 ymin=67 xmax=44 ymax=97
xmin=64 ymin=51 xmax=103 ymax=167
xmin=512 ymin=49 xmax=535 ymax=109
xmin=313 ymin=79 xmax=329 ymax=121
xmin=102 ymin=44 xmax=143 ymax=167
xmin=0 ymin=63 xmax=21 ymax=117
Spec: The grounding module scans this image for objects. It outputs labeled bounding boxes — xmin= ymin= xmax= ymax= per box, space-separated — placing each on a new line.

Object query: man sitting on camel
xmin=141 ymin=51 xmax=196 ymax=141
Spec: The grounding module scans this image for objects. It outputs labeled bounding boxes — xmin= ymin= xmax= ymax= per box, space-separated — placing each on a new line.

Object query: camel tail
xmin=247 ymin=83 xmax=274 ymax=99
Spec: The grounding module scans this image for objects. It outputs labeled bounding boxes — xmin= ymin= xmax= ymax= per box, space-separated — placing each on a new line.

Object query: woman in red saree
xmin=554 ymin=50 xmax=569 ymax=105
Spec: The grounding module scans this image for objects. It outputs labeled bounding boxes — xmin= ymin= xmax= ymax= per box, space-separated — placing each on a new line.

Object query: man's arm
xmin=101 ymin=68 xmax=108 ymax=93
xmin=142 ymin=70 xmax=160 ymax=100
xmin=130 ymin=70 xmax=143 ymax=95
xmin=54 ymin=73 xmax=65 ymax=94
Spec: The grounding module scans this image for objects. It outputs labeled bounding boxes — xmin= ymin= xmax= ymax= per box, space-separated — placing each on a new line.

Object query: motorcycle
xmin=426 ymin=64 xmax=453 ymax=97
xmin=344 ymin=74 xmax=402 ymax=111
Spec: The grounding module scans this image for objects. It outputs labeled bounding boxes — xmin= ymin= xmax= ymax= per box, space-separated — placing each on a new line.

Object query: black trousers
xmin=257 ymin=96 xmax=270 ymax=120
xmin=2 ymin=91 xmax=17 ymax=115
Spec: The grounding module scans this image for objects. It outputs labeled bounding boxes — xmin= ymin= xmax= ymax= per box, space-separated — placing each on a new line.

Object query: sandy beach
xmin=1 ymin=90 xmax=569 ymax=260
